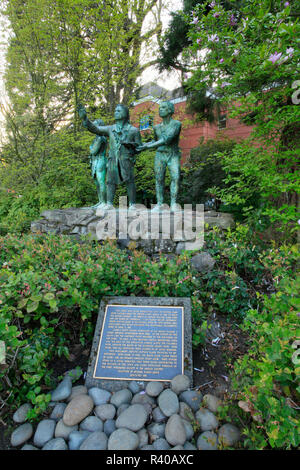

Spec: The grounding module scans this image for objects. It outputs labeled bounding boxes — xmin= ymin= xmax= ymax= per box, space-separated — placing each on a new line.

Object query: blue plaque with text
xmin=93 ymin=304 xmax=184 ymax=381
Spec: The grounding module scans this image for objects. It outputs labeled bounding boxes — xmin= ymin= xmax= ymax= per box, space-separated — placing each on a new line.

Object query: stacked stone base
xmin=31 ymin=207 xmax=235 ymax=255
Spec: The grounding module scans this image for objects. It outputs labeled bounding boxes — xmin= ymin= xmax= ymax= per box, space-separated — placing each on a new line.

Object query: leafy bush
xmin=1 ymin=228 xmax=298 ymax=446
xmin=0 ymin=129 xmax=99 ymax=234
xmin=183 ymin=0 xmax=300 ymax=240
xmin=214 ymin=241 xmax=299 ymax=450
xmin=0 ymin=229 xmax=260 ymax=414
xmin=0 ymin=233 xmax=201 ymax=415
xmin=228 ymin=275 xmax=300 ymax=449
xmin=179 ymin=138 xmax=236 ymax=208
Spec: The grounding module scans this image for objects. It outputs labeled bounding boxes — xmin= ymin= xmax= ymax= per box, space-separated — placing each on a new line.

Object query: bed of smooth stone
xmin=11 ymin=373 xmax=242 ymax=450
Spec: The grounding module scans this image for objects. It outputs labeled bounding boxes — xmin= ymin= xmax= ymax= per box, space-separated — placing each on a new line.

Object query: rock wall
xmin=31 ymin=207 xmax=235 ymax=255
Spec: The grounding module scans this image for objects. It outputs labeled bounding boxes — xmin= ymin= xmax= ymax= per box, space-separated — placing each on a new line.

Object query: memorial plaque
xmin=85 ymin=297 xmax=193 ymax=392
xmin=94 ymin=304 xmax=183 ymax=381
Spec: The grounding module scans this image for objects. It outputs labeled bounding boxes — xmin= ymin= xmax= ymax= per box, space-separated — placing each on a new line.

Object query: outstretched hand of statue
xmin=136 ymin=142 xmax=155 ymax=153
xmin=77 ymin=104 xmax=87 ymax=121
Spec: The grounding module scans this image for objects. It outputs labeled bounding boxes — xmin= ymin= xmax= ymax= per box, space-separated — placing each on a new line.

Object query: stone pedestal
xmin=31 ymin=206 xmax=235 ymax=255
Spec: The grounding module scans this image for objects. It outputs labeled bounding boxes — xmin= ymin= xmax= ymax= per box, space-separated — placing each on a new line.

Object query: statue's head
xmin=114 ymin=104 xmax=130 ymax=122
xmin=159 ymin=100 xmax=175 ymax=117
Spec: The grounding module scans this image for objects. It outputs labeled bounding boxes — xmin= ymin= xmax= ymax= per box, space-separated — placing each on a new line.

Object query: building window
xmin=218 ymin=114 xmax=227 ymax=129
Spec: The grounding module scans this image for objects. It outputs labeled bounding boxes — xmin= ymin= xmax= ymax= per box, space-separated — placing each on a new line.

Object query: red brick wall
xmin=131 ymin=99 xmax=254 ymax=163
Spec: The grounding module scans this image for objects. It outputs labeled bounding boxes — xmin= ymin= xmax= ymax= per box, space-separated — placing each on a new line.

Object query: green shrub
xmin=179 ymin=138 xmax=237 ymax=210
xmin=1 ymin=227 xmax=298 ymax=445
xmin=0 ymin=129 xmax=99 ymax=234
xmin=228 ymin=275 xmax=300 ymax=449
xmin=215 ymin=242 xmax=300 ymax=450
xmin=0 ymin=233 xmax=200 ymax=415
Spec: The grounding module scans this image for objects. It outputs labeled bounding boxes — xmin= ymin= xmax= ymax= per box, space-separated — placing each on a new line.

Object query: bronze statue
xmin=78 ymin=104 xmax=142 ymax=209
xmin=137 ymin=101 xmax=181 ymax=211
xmin=88 ymin=119 xmax=107 ymax=208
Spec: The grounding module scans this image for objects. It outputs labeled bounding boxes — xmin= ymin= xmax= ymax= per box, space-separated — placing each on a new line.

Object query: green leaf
xmin=40 ymin=316 xmax=48 ymax=327
xmin=30 ymin=294 xmax=42 ymax=302
xmin=43 ymin=292 xmax=55 ymax=301
xmin=18 ymin=298 xmax=28 ymax=309
xmin=26 ymin=301 xmax=39 ymax=313
xmin=49 ymin=299 xmax=57 ymax=310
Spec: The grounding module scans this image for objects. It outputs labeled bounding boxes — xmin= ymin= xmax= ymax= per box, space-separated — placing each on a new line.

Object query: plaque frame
xmin=85 ymin=296 xmax=193 ymax=392
xmin=93 ymin=304 xmax=184 ymax=381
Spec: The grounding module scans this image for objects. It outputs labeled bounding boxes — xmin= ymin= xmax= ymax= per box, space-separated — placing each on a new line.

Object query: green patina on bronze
xmin=89 ymin=119 xmax=107 ymax=208
xmin=78 ymin=104 xmax=142 ymax=208
xmin=137 ymin=100 xmax=182 ymax=211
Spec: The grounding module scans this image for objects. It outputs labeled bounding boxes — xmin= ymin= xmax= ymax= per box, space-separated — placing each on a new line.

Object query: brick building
xmin=131 ymin=82 xmax=254 ymax=162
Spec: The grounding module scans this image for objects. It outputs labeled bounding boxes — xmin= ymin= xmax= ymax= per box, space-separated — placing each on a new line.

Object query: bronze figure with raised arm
xmin=78 ymin=103 xmax=142 ymax=209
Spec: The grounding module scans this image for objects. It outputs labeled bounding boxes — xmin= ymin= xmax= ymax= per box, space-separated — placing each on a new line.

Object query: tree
xmin=0 ymin=0 xmax=165 ymax=193
xmin=181 ymin=0 xmax=300 ymax=238
xmin=158 ymin=0 xmax=243 ymax=121
xmin=158 ymin=0 xmax=200 ymax=73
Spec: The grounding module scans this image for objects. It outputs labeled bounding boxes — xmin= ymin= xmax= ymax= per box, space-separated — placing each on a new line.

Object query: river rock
xmin=68 ymin=430 xmax=91 ymax=451
xmin=67 ymin=385 xmax=88 ymax=402
xmin=197 ymin=431 xmax=218 ymax=450
xmin=179 ymin=402 xmax=194 ymax=422
xmin=88 ymin=387 xmax=111 ymax=406
xmin=145 ymin=382 xmax=164 ymax=397
xmin=79 ymin=431 xmax=108 ymax=450
xmin=203 ymin=394 xmax=222 ymax=413
xmin=55 ymin=419 xmax=78 ymax=439
xmin=131 ymin=392 xmax=155 ymax=406
xmin=110 ymin=389 xmax=132 ymax=407
xmin=147 ymin=423 xmax=166 ymax=440
xmin=63 ymin=394 xmax=94 ymax=426
xmin=51 ymin=376 xmax=72 ymax=402
xmin=117 ymin=403 xmax=130 ymax=417
xmin=103 ymin=419 xmax=116 ymax=437
xmin=11 ymin=423 xmax=33 ymax=447
xmin=184 ymin=442 xmax=197 ymax=450
xmin=165 ymin=414 xmax=186 ymax=446
xmin=152 ymin=406 xmax=167 ymax=423
xmin=95 ymin=404 xmax=116 ymax=421
xmin=13 ymin=403 xmax=32 ymax=424
xmin=170 ymin=375 xmax=190 ymax=395
xmin=191 ymin=252 xmax=215 ymax=273
xmin=79 ymin=416 xmax=103 ymax=433
xmin=65 ymin=367 xmax=83 ymax=382
xmin=179 ymin=390 xmax=203 ymax=411
xmin=116 ymin=404 xmax=147 ymax=432
xmin=50 ymin=403 xmax=67 ymax=421
xmin=128 ymin=381 xmax=141 ymax=394
xmin=195 ymin=408 xmax=219 ymax=431
xmin=42 ymin=438 xmax=68 ymax=450
xmin=218 ymin=424 xmax=241 ymax=447
xmin=182 ymin=419 xmax=194 ymax=440
xmin=33 ymin=419 xmax=56 ymax=448
xmin=157 ymin=389 xmax=179 ymax=417
xmin=21 ymin=444 xmax=38 ymax=450
xmin=142 ymin=402 xmax=153 ymax=418
xmin=108 ymin=428 xmax=139 ymax=450
xmin=137 ymin=428 xmax=148 ymax=448
xmin=153 ymin=438 xmax=170 ymax=450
